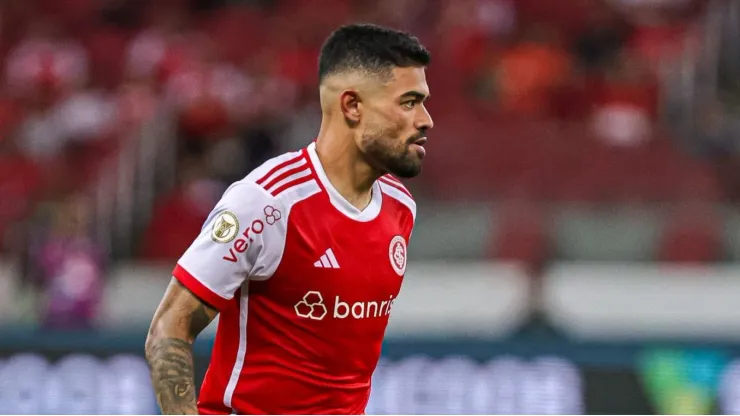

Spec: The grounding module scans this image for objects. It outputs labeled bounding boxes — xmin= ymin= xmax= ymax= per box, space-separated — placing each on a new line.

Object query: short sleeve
xmin=173 ymin=181 xmax=286 ymax=310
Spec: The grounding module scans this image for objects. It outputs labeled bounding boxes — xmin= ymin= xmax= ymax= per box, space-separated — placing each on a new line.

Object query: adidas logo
xmin=314 ymin=248 xmax=340 ymax=269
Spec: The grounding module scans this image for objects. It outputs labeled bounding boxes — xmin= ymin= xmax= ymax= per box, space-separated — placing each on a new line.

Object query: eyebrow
xmin=400 ymin=91 xmax=429 ymax=101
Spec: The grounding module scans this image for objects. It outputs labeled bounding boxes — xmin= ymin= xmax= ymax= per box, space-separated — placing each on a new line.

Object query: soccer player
xmin=145 ymin=23 xmax=433 ymax=415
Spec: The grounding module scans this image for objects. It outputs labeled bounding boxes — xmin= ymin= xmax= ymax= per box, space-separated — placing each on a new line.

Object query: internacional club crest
xmin=389 ymin=235 xmax=407 ymax=276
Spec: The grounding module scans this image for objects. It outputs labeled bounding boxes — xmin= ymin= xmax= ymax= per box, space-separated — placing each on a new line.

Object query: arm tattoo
xmin=147 ymin=338 xmax=198 ymax=415
xmin=147 ymin=280 xmax=217 ymax=415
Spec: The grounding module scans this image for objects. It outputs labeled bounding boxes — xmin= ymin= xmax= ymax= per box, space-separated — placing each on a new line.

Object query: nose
xmin=415 ymin=105 xmax=433 ymax=131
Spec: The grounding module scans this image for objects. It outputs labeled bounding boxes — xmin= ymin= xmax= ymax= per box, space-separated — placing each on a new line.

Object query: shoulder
xmin=215 ymin=149 xmax=323 ymax=218
xmin=206 ymin=150 xmax=323 ymax=234
xmin=378 ymin=174 xmax=416 ymax=221
xmin=241 ymin=148 xmax=323 ymax=208
xmin=175 ymin=153 xmax=320 ymax=297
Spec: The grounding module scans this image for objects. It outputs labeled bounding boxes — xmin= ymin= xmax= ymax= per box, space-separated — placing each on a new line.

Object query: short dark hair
xmin=318 ymin=23 xmax=431 ymax=83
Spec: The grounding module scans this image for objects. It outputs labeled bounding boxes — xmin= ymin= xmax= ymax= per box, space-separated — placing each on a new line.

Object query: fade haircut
xmin=318 ymin=23 xmax=431 ymax=84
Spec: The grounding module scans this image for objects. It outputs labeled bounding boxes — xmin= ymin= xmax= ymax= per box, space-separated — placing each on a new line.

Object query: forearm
xmin=145 ymin=335 xmax=199 ymax=415
xmin=146 ymin=278 xmax=218 ymax=415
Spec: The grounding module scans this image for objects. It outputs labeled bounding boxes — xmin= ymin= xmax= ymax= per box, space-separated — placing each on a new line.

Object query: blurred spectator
xmin=573 ymin=5 xmax=630 ymax=75
xmin=607 ymin=0 xmax=700 ymax=71
xmin=54 ymin=83 xmax=118 ymax=143
xmin=116 ymin=73 xmax=159 ymax=132
xmin=237 ymin=123 xmax=280 ymax=174
xmin=691 ymin=99 xmax=740 ymax=158
xmin=16 ymin=81 xmax=118 ymax=163
xmin=125 ymin=8 xmax=192 ymax=87
xmin=5 ymin=19 xmax=89 ymax=99
xmin=658 ymin=202 xmax=721 ymax=263
xmin=476 ymin=24 xmax=573 ymax=118
xmin=590 ymin=51 xmax=658 ymax=147
xmin=239 ymin=50 xmax=298 ymax=123
xmin=438 ymin=0 xmax=516 ymax=43
xmin=139 ymin=155 xmax=224 ymax=261
xmin=165 ymin=34 xmax=250 ymax=140
xmin=0 ymin=111 xmax=43 ymax=257
xmin=356 ymin=0 xmax=430 ymax=34
xmin=691 ymin=99 xmax=740 ymax=201
xmin=31 ymin=193 xmax=104 ymax=329
xmin=437 ymin=0 xmax=516 ymax=79
xmin=280 ymin=103 xmax=320 ymax=153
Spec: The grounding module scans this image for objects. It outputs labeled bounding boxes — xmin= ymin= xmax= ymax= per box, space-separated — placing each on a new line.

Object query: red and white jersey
xmin=173 ymin=142 xmax=416 ymax=415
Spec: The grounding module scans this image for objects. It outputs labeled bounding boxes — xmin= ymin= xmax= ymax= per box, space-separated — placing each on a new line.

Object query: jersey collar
xmin=306 ymin=142 xmax=382 ymax=222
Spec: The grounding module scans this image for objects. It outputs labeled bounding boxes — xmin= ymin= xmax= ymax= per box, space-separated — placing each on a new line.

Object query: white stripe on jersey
xmin=379 ymin=181 xmax=417 ymax=221
xmin=274 ymin=177 xmax=322 ymax=208
xmin=264 ymin=168 xmax=312 ymax=194
xmin=261 ymin=158 xmax=308 ymax=186
xmin=381 ymin=174 xmax=404 ymax=187
xmin=245 ymin=149 xmax=304 ymax=183
xmin=223 ymin=291 xmax=249 ymax=409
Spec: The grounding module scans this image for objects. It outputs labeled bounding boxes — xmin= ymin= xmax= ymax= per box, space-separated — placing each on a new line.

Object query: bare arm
xmin=145 ymin=278 xmax=218 ymax=415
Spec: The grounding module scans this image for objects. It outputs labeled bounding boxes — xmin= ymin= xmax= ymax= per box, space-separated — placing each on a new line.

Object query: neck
xmin=315 ymin=121 xmax=380 ymax=210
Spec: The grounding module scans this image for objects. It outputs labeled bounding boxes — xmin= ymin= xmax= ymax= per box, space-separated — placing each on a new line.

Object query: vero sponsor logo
xmin=221 ymin=219 xmax=264 ymax=263
xmin=221 ymin=206 xmax=282 ymax=263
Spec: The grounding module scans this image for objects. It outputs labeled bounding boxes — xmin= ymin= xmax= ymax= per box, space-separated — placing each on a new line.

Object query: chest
xmin=261 ymin=200 xmax=410 ymax=311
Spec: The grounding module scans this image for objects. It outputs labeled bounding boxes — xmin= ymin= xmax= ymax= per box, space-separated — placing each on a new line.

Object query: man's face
xmin=357 ymin=66 xmax=433 ymax=178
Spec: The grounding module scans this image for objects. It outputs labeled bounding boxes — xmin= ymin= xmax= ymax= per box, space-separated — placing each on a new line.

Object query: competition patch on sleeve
xmin=211 ymin=211 xmax=240 ymax=243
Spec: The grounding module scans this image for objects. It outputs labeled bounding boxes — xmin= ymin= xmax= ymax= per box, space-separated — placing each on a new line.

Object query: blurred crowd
xmin=0 ymin=0 xmax=725 ymax=328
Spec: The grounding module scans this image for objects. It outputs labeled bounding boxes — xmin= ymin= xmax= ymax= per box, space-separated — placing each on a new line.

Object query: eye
xmin=403 ymin=101 xmax=416 ymax=109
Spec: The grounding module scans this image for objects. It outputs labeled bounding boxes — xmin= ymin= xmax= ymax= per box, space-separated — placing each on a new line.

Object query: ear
xmin=339 ymin=89 xmax=361 ymax=124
